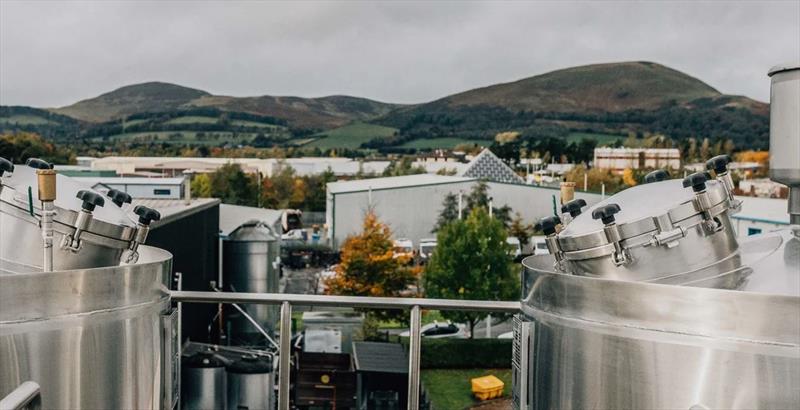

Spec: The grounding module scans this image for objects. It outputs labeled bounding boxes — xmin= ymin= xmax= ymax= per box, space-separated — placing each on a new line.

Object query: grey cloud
xmin=1 ymin=0 xmax=798 ymax=108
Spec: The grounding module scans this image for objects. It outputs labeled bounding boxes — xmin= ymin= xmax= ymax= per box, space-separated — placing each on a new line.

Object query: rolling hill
xmin=52 ymin=82 xmax=399 ymax=130
xmin=1 ymin=61 xmax=771 ymax=150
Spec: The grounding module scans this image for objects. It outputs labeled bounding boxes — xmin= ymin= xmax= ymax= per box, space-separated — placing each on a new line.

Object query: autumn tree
xmin=0 ymin=132 xmax=75 ymax=164
xmin=508 ymin=212 xmax=534 ymax=247
xmin=191 ymin=163 xmax=258 ymax=206
xmin=425 ymin=207 xmax=519 ymax=338
xmin=325 ymin=211 xmax=417 ymax=320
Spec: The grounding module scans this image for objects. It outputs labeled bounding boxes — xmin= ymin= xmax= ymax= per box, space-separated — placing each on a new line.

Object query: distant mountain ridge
xmin=53 ymin=82 xmax=400 ymax=129
xmin=1 ymin=61 xmax=770 ymax=150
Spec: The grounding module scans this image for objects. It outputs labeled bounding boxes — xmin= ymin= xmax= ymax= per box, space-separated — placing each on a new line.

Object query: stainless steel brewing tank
xmin=768 ymin=63 xmax=800 ymax=224
xmin=226 ymin=354 xmax=275 ymax=410
xmin=0 ymin=164 xmax=137 ymax=269
xmin=0 ymin=245 xmax=175 ymax=409
xmin=555 ymin=178 xmax=740 ymax=283
xmin=223 ymin=221 xmax=279 ymax=343
xmin=519 ymin=229 xmax=800 ymax=409
xmin=181 ymin=350 xmax=227 ymax=410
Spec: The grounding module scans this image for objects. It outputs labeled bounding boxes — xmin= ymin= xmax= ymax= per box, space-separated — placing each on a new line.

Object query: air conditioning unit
xmin=511 ymin=314 xmax=532 ymax=409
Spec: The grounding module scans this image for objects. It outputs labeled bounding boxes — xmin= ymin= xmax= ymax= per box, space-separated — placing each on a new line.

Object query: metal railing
xmin=170 ymin=291 xmax=520 ymax=410
xmin=0 ymin=381 xmax=41 ymax=410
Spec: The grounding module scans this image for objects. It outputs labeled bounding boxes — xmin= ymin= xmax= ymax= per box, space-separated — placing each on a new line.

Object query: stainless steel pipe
xmin=278 ymin=301 xmax=291 ymax=410
xmin=0 ymin=382 xmax=41 ymax=410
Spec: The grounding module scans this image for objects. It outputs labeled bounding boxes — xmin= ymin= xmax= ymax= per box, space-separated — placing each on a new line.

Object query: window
xmin=747 ymin=227 xmax=762 ymax=236
xmin=153 ymin=189 xmax=171 ymax=196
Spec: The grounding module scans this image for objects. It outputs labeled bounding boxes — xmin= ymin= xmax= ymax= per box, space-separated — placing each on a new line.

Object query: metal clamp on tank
xmin=106 ymin=189 xmax=132 ymax=209
xmin=643 ymin=169 xmax=669 ymax=184
xmin=123 ymin=205 xmax=161 ymax=264
xmin=647 ymin=213 xmax=686 ymax=248
xmin=535 ymin=216 xmax=565 ymax=270
xmin=61 ymin=190 xmax=105 ymax=252
xmin=560 ymin=198 xmax=586 ymax=225
xmin=706 ymin=155 xmax=742 ymax=213
xmin=591 ymin=204 xmax=631 ymax=266
xmin=682 ymin=172 xmax=724 ymax=234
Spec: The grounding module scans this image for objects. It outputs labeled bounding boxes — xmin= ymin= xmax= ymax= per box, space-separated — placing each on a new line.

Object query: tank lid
xmin=226 ymin=354 xmax=273 ymax=373
xmin=184 ymin=350 xmax=226 ymax=368
xmin=768 ymin=62 xmax=800 ymax=77
xmin=227 ymin=220 xmax=278 ymax=242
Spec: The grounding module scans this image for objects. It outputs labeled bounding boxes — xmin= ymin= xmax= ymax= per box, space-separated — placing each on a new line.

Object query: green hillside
xmin=308 ymin=122 xmax=399 ymax=149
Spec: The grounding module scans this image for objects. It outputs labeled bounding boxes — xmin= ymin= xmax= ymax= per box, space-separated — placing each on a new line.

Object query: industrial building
xmin=74 ymin=176 xmax=188 ymax=199
xmin=593 ymin=147 xmax=681 ymax=172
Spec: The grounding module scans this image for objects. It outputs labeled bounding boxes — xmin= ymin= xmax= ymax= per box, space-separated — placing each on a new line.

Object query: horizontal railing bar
xmin=170 ymin=291 xmax=520 ymax=313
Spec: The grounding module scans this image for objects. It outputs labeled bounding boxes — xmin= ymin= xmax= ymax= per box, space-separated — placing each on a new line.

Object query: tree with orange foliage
xmin=325 ymin=210 xmax=417 ymax=302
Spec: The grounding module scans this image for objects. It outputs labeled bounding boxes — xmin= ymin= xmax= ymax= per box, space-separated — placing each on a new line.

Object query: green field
xmin=94 ymin=130 xmax=264 ymax=145
xmin=308 ymin=122 xmax=399 ymax=149
xmin=421 ymin=368 xmax=512 ymax=409
xmin=164 ymin=116 xmax=219 ymax=125
xmin=0 ymin=115 xmax=56 ymax=126
xmin=231 ymin=119 xmax=282 ymax=129
xmin=566 ymin=132 xmax=624 ymax=146
xmin=399 ymin=137 xmax=489 ymax=150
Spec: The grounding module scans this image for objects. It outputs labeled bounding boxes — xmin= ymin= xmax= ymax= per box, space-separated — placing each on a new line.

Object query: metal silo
xmin=223 ymin=220 xmax=280 ymax=344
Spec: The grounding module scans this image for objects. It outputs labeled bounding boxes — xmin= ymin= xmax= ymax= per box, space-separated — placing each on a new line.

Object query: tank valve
xmin=123 ymin=205 xmax=161 ymax=264
xmin=106 ymin=189 xmax=132 ymax=208
xmin=0 ymin=157 xmax=14 ymax=193
xmin=706 ymin=155 xmax=741 ymax=213
xmin=61 ymin=190 xmax=105 ymax=252
xmin=682 ymin=172 xmax=723 ymax=233
xmin=535 ymin=216 xmax=565 ymax=270
xmin=644 ymin=169 xmax=669 ymax=184
xmin=591 ymin=203 xmax=630 ymax=266
xmin=561 ymin=198 xmax=587 ymax=225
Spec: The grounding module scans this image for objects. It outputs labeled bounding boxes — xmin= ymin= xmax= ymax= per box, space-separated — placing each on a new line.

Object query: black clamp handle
xmin=25 ymin=158 xmax=53 ymax=170
xmin=0 ymin=157 xmax=13 ymax=177
xmin=591 ymin=203 xmax=621 ymax=225
xmin=106 ymin=189 xmax=132 ymax=207
xmin=706 ymin=155 xmax=732 ymax=175
xmin=682 ymin=172 xmax=711 ymax=193
xmin=644 ymin=169 xmax=669 ymax=184
xmin=561 ymin=198 xmax=587 ymax=218
xmin=76 ymin=190 xmax=105 ymax=212
xmin=535 ymin=216 xmax=561 ymax=236
xmin=133 ymin=205 xmax=161 ymax=226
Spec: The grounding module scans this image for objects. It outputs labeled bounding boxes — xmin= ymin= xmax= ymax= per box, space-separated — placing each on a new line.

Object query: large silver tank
xmin=519 ymin=230 xmax=799 ymax=409
xmin=226 ymin=354 xmax=275 ymax=410
xmin=181 ymin=350 xmax=227 ymax=410
xmin=0 ymin=245 xmax=176 ymax=409
xmin=223 ymin=221 xmax=279 ymax=344
xmin=768 ymin=62 xmax=800 ymax=224
xmin=0 ymin=163 xmax=138 ymax=269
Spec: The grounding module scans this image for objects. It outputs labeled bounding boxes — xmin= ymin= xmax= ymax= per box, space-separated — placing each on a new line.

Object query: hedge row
xmin=402 ymin=338 xmax=512 ymax=369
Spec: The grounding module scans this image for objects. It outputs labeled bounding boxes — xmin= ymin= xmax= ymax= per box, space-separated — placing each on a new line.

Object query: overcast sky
xmin=1 ymin=1 xmax=798 ymax=107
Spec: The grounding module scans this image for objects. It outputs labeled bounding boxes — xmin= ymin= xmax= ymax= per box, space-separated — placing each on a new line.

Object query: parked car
xmin=530 ymin=235 xmax=549 ymax=255
xmin=506 ymin=236 xmax=522 ymax=259
xmin=399 ymin=321 xmax=469 ymax=339
xmin=418 ymin=238 xmax=437 ymax=262
xmin=392 ymin=238 xmax=414 ymax=259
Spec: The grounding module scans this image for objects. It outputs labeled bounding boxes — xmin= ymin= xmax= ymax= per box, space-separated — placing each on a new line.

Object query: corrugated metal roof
xmin=327 ymin=174 xmax=475 ymax=194
xmin=219 ymin=203 xmax=284 ymax=236
xmin=132 ymin=198 xmax=220 ymax=228
xmin=352 ymin=342 xmax=408 ymax=374
xmin=732 ymin=196 xmax=790 ymax=225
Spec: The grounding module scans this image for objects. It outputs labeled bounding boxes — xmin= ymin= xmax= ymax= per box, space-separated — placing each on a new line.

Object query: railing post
xmin=407 ymin=305 xmax=421 ymax=410
xmin=278 ymin=301 xmax=292 ymax=410
xmin=0 ymin=381 xmax=41 ymax=410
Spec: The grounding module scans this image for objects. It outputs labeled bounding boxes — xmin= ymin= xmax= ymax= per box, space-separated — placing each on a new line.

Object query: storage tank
xmin=516 ymin=67 xmax=800 ymax=408
xmin=226 ymin=354 xmax=275 ymax=410
xmin=181 ymin=350 xmax=227 ymax=410
xmin=0 ymin=158 xmax=175 ymax=409
xmin=768 ymin=62 xmax=800 ymax=225
xmin=223 ymin=221 xmax=280 ymax=344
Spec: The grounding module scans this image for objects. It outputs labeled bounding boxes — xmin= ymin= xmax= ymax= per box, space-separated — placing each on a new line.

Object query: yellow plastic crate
xmin=470 ymin=374 xmax=504 ymax=401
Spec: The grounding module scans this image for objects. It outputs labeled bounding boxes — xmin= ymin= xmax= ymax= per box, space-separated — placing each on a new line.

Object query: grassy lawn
xmin=399 ymin=137 xmax=489 ymax=150
xmin=308 ymin=122 xmax=398 ymax=149
xmin=566 ymin=131 xmax=624 ymax=146
xmin=422 ymin=368 xmax=512 ymax=409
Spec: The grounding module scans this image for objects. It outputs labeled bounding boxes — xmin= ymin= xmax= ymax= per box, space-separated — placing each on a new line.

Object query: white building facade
xmin=593 ymin=148 xmax=681 ymax=172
